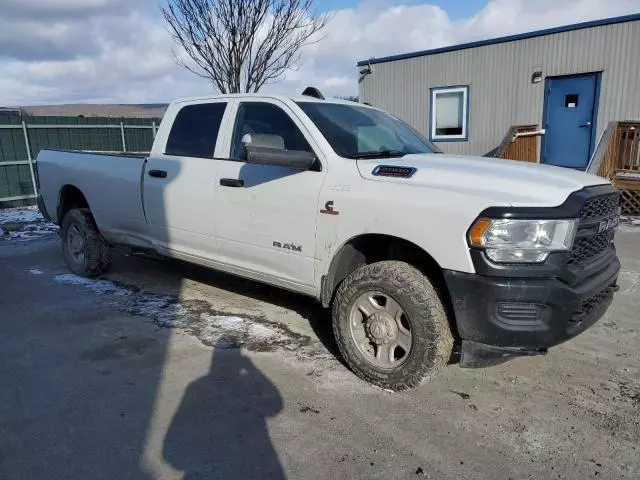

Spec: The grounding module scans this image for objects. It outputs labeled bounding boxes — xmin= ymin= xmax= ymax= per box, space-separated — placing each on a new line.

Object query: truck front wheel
xmin=61 ymin=208 xmax=112 ymax=277
xmin=332 ymin=261 xmax=453 ymax=391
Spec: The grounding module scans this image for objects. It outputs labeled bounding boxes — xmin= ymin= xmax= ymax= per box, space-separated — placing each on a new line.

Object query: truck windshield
xmin=296 ymin=102 xmax=441 ymax=159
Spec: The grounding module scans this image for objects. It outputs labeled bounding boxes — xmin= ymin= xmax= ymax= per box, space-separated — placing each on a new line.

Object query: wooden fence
xmin=487 ymin=121 xmax=640 ymax=215
xmin=588 ymin=121 xmax=640 ymax=215
xmin=484 ymin=125 xmax=541 ymax=163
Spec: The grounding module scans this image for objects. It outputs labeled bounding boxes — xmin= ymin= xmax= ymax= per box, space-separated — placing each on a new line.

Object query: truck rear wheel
xmin=332 ymin=261 xmax=453 ymax=391
xmin=61 ymin=208 xmax=111 ymax=277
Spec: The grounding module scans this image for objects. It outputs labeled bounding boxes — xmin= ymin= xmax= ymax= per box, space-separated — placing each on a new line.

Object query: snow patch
xmin=620 ymin=216 xmax=640 ymax=232
xmin=0 ymin=206 xmax=58 ymax=240
xmin=0 ymin=206 xmax=41 ymax=224
xmin=207 ymin=314 xmax=246 ymax=331
xmin=50 ymin=272 xmax=307 ymax=353
xmin=53 ymin=274 xmax=130 ymax=296
xmin=249 ymin=323 xmax=282 ymax=339
xmin=5 ymin=223 xmax=59 ymax=240
xmin=29 ymin=268 xmax=43 ymax=275
xmin=130 ymin=294 xmax=188 ymax=327
xmin=619 ymin=271 xmax=640 ymax=296
xmin=197 ymin=313 xmax=288 ymax=344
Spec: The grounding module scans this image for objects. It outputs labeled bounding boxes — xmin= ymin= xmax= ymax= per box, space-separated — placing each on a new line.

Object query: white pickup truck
xmin=36 ymin=89 xmax=621 ymax=390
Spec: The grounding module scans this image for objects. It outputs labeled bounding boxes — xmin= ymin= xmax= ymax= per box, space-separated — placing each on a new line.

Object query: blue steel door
xmin=542 ymin=74 xmax=599 ymax=169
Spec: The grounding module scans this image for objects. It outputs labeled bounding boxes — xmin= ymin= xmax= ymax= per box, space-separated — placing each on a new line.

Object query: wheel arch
xmin=321 ymin=233 xmax=457 ymax=337
xmin=57 ymin=184 xmax=90 ymax=224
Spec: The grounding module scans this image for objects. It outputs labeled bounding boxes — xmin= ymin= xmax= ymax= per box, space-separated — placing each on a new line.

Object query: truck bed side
xmin=37 ymin=149 xmax=152 ymax=247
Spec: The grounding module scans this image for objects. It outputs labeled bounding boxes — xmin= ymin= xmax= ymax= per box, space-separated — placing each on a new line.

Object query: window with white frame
xmin=430 ymin=86 xmax=469 ymax=141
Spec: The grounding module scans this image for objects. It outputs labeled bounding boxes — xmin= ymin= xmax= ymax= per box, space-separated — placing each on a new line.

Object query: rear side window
xmin=165 ymin=102 xmax=227 ymax=158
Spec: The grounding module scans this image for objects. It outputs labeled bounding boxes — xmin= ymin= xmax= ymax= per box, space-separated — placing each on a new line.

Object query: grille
xmin=567 ymin=230 xmax=615 ymax=265
xmin=579 ymin=193 xmax=620 ymax=220
xmin=567 ymin=193 xmax=620 ymax=266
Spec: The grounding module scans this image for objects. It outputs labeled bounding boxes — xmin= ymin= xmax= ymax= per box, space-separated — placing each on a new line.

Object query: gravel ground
xmin=1 ymin=209 xmax=639 ymax=480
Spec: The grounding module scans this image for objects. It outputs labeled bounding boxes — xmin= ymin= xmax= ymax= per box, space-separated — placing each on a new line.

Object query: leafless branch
xmin=162 ymin=0 xmax=330 ymax=93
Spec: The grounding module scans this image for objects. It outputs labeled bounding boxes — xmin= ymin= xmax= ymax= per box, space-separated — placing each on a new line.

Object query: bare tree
xmin=162 ymin=0 xmax=329 ymax=93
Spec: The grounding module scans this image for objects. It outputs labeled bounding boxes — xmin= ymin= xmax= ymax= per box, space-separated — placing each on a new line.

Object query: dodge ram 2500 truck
xmin=36 ymin=89 xmax=621 ymax=390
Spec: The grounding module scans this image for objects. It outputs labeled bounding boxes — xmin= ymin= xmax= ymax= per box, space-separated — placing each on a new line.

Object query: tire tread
xmin=332 ymin=261 xmax=453 ymax=391
xmin=61 ymin=208 xmax=111 ymax=277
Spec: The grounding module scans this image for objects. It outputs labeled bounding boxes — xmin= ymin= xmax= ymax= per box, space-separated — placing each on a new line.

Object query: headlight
xmin=469 ymin=218 xmax=578 ymax=263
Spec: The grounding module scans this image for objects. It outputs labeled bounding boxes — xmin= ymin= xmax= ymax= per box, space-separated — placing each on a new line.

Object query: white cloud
xmin=1 ymin=0 xmax=131 ymax=19
xmin=0 ymin=0 xmax=638 ymax=105
xmin=460 ymin=0 xmax=639 ymax=40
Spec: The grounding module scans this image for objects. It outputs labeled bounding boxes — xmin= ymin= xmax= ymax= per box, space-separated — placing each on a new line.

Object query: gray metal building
xmin=357 ymin=13 xmax=640 ymax=170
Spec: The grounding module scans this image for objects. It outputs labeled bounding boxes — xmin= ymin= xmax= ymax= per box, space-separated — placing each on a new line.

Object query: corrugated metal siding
xmin=360 ymin=19 xmax=640 ymax=157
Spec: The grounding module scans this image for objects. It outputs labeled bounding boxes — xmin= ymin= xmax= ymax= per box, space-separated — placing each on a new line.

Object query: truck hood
xmin=356 ymin=153 xmax=609 ymax=207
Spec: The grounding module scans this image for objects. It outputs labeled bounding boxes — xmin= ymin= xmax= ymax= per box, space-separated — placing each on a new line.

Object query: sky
xmin=0 ymin=0 xmax=639 ymax=105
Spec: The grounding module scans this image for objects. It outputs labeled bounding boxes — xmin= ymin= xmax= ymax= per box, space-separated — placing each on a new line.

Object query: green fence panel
xmin=0 ymin=165 xmax=33 ymax=197
xmin=0 ymin=114 xmax=162 ymax=205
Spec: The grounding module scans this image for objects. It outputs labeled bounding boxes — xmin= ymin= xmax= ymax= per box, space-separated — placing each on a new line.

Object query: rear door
xmin=143 ymin=100 xmax=232 ymax=258
xmin=212 ymin=99 xmax=326 ymax=288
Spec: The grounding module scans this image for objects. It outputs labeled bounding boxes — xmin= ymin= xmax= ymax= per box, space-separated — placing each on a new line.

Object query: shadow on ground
xmin=113 ymin=251 xmax=340 ymax=359
xmin=164 ymin=336 xmax=285 ymax=480
xmin=0 ymin=156 xmax=294 ymax=479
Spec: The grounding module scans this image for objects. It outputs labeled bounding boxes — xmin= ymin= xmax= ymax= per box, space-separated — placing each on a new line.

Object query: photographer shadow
xmin=163 ymin=336 xmax=286 ymax=480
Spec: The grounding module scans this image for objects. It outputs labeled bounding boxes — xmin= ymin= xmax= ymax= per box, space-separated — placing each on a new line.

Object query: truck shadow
xmin=113 ymin=251 xmax=341 ymax=360
xmin=0 ymin=161 xmax=291 ymax=480
xmin=113 ymin=250 xmax=462 ymax=367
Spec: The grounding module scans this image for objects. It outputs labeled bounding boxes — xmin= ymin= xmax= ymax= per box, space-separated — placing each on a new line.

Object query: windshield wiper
xmin=351 ymin=150 xmax=407 ymax=159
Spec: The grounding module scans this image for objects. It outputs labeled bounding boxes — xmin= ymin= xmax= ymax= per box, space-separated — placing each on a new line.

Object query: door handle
xmin=148 ymin=169 xmax=167 ymax=178
xmin=220 ymin=178 xmax=244 ymax=188
xmin=579 ymin=122 xmax=592 ymax=128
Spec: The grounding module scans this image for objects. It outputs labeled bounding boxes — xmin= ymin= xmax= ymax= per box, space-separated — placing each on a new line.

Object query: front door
xmin=542 ymin=73 xmax=600 ymax=169
xmin=212 ymin=99 xmax=326 ymax=288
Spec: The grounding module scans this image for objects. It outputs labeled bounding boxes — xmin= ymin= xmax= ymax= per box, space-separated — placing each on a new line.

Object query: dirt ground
xmin=1 ymin=209 xmax=639 ymax=480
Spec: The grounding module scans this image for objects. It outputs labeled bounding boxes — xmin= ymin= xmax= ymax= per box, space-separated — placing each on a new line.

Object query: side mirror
xmin=245 ymin=145 xmax=317 ymax=170
xmin=241 ymin=133 xmax=316 ymax=170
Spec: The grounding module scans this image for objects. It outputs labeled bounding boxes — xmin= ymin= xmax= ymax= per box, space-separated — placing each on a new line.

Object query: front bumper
xmin=444 ymin=255 xmax=620 ymax=367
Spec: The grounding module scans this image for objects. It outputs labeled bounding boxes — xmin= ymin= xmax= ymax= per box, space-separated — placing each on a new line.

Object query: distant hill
xmin=18 ymin=104 xmax=168 ymax=118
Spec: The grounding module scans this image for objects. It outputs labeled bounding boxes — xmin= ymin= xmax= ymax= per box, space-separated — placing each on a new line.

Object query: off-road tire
xmin=61 ymin=208 xmax=111 ymax=277
xmin=332 ymin=261 xmax=453 ymax=391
